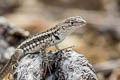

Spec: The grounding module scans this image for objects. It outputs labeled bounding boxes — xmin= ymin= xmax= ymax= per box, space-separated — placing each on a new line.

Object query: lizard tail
xmin=0 ymin=59 xmax=12 ymax=80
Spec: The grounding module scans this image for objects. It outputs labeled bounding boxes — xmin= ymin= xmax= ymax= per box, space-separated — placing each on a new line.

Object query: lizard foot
xmin=42 ymin=57 xmax=52 ymax=77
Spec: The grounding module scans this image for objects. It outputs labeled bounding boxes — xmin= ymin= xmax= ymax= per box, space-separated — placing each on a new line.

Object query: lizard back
xmin=17 ymin=25 xmax=62 ymax=54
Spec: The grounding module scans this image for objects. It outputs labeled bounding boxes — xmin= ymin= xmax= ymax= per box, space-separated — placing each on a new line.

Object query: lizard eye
xmin=71 ymin=22 xmax=74 ymax=25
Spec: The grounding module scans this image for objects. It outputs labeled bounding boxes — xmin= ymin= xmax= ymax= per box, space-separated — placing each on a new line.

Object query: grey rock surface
xmin=13 ymin=52 xmax=43 ymax=80
xmin=13 ymin=48 xmax=98 ymax=80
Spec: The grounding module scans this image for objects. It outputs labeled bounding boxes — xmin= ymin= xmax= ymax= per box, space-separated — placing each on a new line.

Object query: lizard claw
xmin=42 ymin=57 xmax=52 ymax=77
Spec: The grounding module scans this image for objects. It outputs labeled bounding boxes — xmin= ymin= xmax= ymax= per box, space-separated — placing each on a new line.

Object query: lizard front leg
xmin=41 ymin=48 xmax=52 ymax=78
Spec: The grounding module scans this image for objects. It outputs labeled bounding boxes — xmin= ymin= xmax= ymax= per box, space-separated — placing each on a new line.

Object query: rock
xmin=12 ymin=48 xmax=98 ymax=80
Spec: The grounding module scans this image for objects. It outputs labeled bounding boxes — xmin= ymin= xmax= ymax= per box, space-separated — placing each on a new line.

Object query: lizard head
xmin=64 ymin=16 xmax=86 ymax=27
xmin=60 ymin=16 xmax=86 ymax=35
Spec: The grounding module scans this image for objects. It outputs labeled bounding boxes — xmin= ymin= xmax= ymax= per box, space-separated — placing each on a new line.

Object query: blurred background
xmin=0 ymin=0 xmax=120 ymax=80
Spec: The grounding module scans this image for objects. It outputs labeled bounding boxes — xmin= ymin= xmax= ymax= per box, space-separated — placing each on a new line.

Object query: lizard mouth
xmin=73 ymin=16 xmax=87 ymax=26
xmin=78 ymin=18 xmax=87 ymax=25
xmin=73 ymin=19 xmax=86 ymax=27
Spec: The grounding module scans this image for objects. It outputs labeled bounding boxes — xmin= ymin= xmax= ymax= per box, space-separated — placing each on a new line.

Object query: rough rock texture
xmin=12 ymin=52 xmax=43 ymax=80
xmin=12 ymin=48 xmax=98 ymax=80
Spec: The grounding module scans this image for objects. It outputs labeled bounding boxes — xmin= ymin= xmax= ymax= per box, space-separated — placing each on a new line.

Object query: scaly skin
xmin=0 ymin=16 xmax=86 ymax=79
